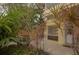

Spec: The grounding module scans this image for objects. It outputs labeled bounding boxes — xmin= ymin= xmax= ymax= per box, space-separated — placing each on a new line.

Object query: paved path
xmin=41 ymin=40 xmax=74 ymax=55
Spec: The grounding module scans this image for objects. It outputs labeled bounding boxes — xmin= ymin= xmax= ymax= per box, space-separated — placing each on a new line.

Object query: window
xmin=48 ymin=26 xmax=58 ymax=41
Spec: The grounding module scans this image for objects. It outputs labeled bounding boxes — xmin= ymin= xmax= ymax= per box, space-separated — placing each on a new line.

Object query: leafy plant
xmin=0 ymin=3 xmax=44 ymax=48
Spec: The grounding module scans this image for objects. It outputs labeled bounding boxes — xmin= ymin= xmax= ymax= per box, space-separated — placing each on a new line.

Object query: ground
xmin=41 ymin=40 xmax=74 ymax=55
xmin=24 ymin=38 xmax=74 ymax=55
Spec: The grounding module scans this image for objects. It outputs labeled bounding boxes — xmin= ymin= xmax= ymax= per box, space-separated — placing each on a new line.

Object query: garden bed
xmin=0 ymin=45 xmax=49 ymax=55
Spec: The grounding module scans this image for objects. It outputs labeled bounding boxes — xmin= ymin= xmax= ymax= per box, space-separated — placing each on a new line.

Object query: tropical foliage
xmin=50 ymin=4 xmax=79 ymax=29
xmin=0 ymin=4 xmax=44 ymax=48
xmin=50 ymin=4 xmax=79 ymax=55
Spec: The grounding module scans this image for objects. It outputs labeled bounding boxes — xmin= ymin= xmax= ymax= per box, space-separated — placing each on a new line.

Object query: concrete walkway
xmin=41 ymin=40 xmax=74 ymax=55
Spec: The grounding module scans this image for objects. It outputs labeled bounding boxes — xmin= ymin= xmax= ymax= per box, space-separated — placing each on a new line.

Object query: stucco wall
xmin=44 ymin=19 xmax=65 ymax=45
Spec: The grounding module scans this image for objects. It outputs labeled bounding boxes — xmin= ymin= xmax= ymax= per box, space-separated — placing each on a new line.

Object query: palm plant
xmin=0 ymin=3 xmax=44 ymax=48
xmin=0 ymin=4 xmax=23 ymax=47
xmin=50 ymin=4 xmax=79 ymax=54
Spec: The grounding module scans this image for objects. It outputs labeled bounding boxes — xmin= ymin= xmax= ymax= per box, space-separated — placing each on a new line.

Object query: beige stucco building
xmin=43 ymin=10 xmax=65 ymax=46
xmin=43 ymin=4 xmax=79 ymax=47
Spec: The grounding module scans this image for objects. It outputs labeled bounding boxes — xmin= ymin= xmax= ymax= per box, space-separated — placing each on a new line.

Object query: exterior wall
xmin=58 ymin=25 xmax=65 ymax=45
xmin=44 ymin=19 xmax=65 ymax=45
xmin=43 ymin=4 xmax=79 ymax=47
xmin=73 ymin=24 xmax=79 ymax=44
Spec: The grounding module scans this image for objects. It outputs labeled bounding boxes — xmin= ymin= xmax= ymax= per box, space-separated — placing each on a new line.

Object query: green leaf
xmin=3 ymin=24 xmax=12 ymax=33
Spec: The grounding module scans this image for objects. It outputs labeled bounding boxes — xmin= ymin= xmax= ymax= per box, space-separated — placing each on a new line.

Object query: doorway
xmin=65 ymin=22 xmax=73 ymax=46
